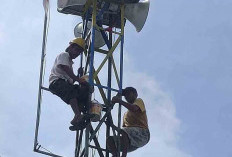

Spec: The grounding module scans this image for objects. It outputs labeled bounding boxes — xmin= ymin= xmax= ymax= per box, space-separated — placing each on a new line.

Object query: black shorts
xmin=49 ymin=79 xmax=89 ymax=111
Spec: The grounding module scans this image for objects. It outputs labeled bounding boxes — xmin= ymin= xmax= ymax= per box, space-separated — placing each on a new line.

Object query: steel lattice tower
xmin=34 ymin=0 xmax=149 ymax=157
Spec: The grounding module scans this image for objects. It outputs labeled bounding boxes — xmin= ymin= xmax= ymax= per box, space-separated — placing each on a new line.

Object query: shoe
xmin=70 ymin=114 xmax=94 ymax=126
xmin=69 ymin=121 xmax=89 ymax=131
xmin=69 ymin=114 xmax=94 ymax=131
xmin=70 ymin=115 xmax=84 ymax=126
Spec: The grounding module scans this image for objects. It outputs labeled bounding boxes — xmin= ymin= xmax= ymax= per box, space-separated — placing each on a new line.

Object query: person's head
xmin=66 ymin=38 xmax=85 ymax=59
xmin=122 ymin=87 xmax=138 ymax=103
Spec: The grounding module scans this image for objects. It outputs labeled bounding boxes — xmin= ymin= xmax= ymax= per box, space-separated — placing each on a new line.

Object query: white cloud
xmin=120 ymin=53 xmax=191 ymax=157
xmin=0 ymin=1 xmax=191 ymax=156
xmin=0 ymin=25 xmax=5 ymax=44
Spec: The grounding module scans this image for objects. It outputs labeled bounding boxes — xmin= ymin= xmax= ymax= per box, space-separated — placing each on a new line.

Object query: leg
xmin=107 ymin=136 xmax=117 ymax=157
xmin=107 ymin=134 xmax=129 ymax=157
xmin=121 ymin=131 xmax=130 ymax=157
xmin=69 ymin=98 xmax=81 ymax=115
xmin=49 ymin=80 xmax=84 ymax=124
xmin=69 ymin=98 xmax=82 ymax=124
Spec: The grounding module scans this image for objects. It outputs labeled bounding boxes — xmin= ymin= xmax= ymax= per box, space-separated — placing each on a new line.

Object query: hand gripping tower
xmin=34 ymin=0 xmax=150 ymax=157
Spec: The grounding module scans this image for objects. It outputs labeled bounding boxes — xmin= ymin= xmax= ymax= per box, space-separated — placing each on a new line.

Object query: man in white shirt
xmin=49 ymin=38 xmax=89 ymax=126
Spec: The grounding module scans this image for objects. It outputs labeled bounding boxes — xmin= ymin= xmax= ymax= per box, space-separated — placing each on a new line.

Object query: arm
xmin=112 ymin=96 xmax=141 ymax=112
xmin=119 ymin=100 xmax=141 ymax=112
xmin=58 ymin=64 xmax=80 ymax=82
xmin=105 ymin=118 xmax=122 ymax=133
xmin=56 ymin=53 xmax=86 ymax=83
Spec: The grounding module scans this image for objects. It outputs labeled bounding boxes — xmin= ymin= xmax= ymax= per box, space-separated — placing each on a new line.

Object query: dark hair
xmin=122 ymin=87 xmax=137 ymax=96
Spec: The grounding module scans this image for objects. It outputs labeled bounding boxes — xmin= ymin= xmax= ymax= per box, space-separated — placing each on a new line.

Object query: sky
xmin=1 ymin=0 xmax=232 ymax=157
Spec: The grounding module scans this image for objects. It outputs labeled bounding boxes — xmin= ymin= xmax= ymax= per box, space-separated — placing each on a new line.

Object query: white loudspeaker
xmin=74 ymin=22 xmax=105 ymax=48
xmin=125 ymin=0 xmax=150 ymax=32
xmin=57 ymin=0 xmax=87 ymax=9
xmin=58 ymin=0 xmax=150 ymax=32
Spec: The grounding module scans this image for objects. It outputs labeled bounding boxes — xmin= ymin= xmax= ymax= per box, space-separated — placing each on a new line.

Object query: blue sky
xmin=1 ymin=0 xmax=232 ymax=157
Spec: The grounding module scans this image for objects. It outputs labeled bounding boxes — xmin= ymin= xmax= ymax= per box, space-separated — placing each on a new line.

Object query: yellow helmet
xmin=70 ymin=38 xmax=85 ymax=49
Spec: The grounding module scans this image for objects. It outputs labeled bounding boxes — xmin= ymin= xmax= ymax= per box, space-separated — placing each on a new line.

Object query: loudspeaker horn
xmin=74 ymin=22 xmax=105 ymax=48
xmin=125 ymin=0 xmax=150 ymax=32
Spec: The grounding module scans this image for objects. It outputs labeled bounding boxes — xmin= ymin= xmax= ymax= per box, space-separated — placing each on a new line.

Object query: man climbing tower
xmin=49 ymin=38 xmax=90 ymax=127
xmin=107 ymin=87 xmax=150 ymax=157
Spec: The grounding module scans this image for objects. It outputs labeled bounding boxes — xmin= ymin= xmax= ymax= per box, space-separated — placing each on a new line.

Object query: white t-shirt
xmin=49 ymin=52 xmax=74 ymax=84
